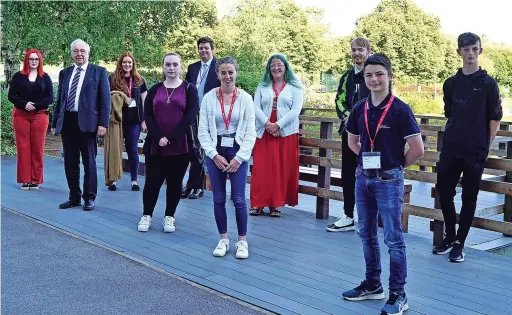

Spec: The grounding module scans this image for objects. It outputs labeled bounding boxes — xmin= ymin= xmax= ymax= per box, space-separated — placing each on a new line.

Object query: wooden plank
xmin=404 ymin=204 xmax=512 ymax=234
xmin=299 ymin=137 xmax=341 ymax=151
xmin=298 ymin=129 xmax=318 ymax=136
xmin=301 ymin=107 xmax=336 ymax=113
xmin=316 ymin=121 xmax=333 ymax=219
xmin=299 ymin=155 xmax=342 ymax=169
xmin=299 ymin=115 xmax=340 ymax=123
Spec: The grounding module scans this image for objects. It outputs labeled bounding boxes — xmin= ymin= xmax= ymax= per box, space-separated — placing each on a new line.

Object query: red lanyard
xmin=217 ymin=87 xmax=238 ymax=130
xmin=272 ymin=81 xmax=286 ymax=104
xmin=126 ymin=76 xmax=132 ymax=98
xmin=364 ymin=95 xmax=395 ymax=151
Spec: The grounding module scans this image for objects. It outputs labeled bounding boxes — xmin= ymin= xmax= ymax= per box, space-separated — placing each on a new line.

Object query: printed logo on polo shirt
xmin=380 ymin=124 xmax=391 ymax=129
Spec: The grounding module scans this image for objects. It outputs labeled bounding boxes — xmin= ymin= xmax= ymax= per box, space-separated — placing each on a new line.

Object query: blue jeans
xmin=355 ymin=166 xmax=407 ymax=294
xmin=205 ymin=142 xmax=248 ymax=236
xmin=123 ymin=122 xmax=141 ymax=181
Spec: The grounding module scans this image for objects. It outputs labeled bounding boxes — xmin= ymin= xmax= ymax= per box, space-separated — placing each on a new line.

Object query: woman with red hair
xmin=108 ymin=52 xmax=148 ymax=191
xmin=8 ymin=48 xmax=54 ymax=190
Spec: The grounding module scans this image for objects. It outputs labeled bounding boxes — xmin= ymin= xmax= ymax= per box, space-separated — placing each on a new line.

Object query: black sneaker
xmin=21 ymin=183 xmax=30 ymax=190
xmin=432 ymin=238 xmax=454 ymax=255
xmin=29 ymin=184 xmax=39 ymax=190
xmin=342 ymin=280 xmax=385 ymax=301
xmin=448 ymin=241 xmax=465 ymax=263
xmin=108 ymin=184 xmax=117 ymax=191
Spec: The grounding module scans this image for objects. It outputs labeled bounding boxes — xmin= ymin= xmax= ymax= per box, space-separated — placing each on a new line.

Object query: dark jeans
xmin=205 ymin=142 xmax=248 ymax=236
xmin=342 ymin=130 xmax=357 ymax=218
xmin=355 ymin=166 xmax=407 ymax=294
xmin=123 ymin=122 xmax=141 ymax=181
xmin=61 ymin=112 xmax=98 ymax=202
xmin=436 ymin=154 xmax=485 ymax=245
xmin=143 ymin=154 xmax=189 ymax=217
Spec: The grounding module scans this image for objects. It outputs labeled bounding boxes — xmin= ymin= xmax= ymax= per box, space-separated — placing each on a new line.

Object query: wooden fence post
xmin=316 ymin=121 xmax=333 ymax=219
xmin=432 ymin=130 xmax=445 ymax=246
xmin=504 ymin=140 xmax=512 ymax=237
xmin=419 ymin=118 xmax=429 ymax=171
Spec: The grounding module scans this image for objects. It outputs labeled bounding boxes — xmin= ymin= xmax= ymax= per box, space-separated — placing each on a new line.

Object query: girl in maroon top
xmin=137 ymin=52 xmax=199 ymax=233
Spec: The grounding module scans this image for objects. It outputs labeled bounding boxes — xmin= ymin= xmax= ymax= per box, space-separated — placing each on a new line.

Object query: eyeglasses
xmin=270 ymin=64 xmax=285 ymax=69
xmin=28 ymin=58 xmax=39 ymax=61
xmin=73 ymin=49 xmax=87 ymax=55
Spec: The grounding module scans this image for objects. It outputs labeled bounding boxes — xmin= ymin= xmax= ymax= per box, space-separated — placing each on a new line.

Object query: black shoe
xmin=448 ymin=240 xmax=465 ymax=263
xmin=188 ymin=189 xmax=204 ymax=199
xmin=108 ymin=184 xmax=117 ymax=191
xmin=131 ymin=183 xmax=140 ymax=191
xmin=342 ymin=280 xmax=385 ymax=301
xmin=181 ymin=188 xmax=192 ymax=199
xmin=21 ymin=183 xmax=30 ymax=190
xmin=432 ymin=237 xmax=455 ymax=255
xmin=29 ymin=184 xmax=39 ymax=190
xmin=59 ymin=200 xmax=81 ymax=209
xmin=83 ymin=200 xmax=95 ymax=211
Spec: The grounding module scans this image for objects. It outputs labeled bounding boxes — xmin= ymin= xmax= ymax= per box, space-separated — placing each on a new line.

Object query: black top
xmin=335 ymin=67 xmax=371 ymax=132
xmin=442 ymin=68 xmax=503 ymax=160
xmin=8 ymin=72 xmax=54 ymax=112
xmin=142 ymin=81 xmax=200 ymax=155
xmin=108 ymin=76 xmax=148 ymax=124
xmin=346 ymin=93 xmax=421 ymax=170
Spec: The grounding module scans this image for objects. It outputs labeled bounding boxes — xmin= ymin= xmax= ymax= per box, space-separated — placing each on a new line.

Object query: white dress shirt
xmin=68 ymin=62 xmax=89 ymax=111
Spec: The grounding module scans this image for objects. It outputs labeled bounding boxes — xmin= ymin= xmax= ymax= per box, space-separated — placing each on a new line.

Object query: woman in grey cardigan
xmin=198 ymin=56 xmax=256 ymax=259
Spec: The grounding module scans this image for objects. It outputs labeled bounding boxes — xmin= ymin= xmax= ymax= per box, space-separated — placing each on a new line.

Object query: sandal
xmin=269 ymin=207 xmax=281 ymax=217
xmin=249 ymin=207 xmax=264 ymax=216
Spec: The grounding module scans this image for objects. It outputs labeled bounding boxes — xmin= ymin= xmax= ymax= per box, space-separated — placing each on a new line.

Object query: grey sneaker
xmin=381 ymin=292 xmax=409 ymax=315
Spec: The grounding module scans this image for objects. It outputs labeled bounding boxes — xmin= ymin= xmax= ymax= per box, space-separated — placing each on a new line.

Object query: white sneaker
xmin=137 ymin=215 xmax=152 ymax=232
xmin=213 ymin=239 xmax=230 ymax=257
xmin=163 ymin=216 xmax=175 ymax=233
xmin=235 ymin=240 xmax=249 ymax=259
xmin=326 ymin=215 xmax=355 ymax=232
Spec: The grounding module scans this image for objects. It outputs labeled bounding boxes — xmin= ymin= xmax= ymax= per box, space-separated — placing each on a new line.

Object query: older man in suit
xmin=183 ymin=36 xmax=221 ymax=199
xmin=52 ymin=39 xmax=111 ymax=211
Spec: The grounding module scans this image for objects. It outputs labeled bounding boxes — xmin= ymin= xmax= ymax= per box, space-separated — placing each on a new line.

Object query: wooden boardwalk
xmin=3 ymin=156 xmax=512 ymax=315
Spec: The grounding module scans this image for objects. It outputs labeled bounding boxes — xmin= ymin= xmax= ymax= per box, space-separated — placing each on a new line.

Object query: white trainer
xmin=163 ymin=216 xmax=176 ymax=233
xmin=213 ymin=239 xmax=230 ymax=257
xmin=326 ymin=214 xmax=355 ymax=232
xmin=235 ymin=240 xmax=249 ymax=259
xmin=137 ymin=215 xmax=152 ymax=232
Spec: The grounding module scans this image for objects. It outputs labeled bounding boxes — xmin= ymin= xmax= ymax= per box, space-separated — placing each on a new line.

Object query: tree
xmin=353 ymin=0 xmax=457 ymax=84
xmin=1 ymin=1 xmax=186 ymax=85
xmin=486 ymin=44 xmax=512 ymax=88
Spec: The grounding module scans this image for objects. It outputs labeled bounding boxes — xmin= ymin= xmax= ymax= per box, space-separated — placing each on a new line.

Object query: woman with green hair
xmin=249 ymin=54 xmax=304 ymax=217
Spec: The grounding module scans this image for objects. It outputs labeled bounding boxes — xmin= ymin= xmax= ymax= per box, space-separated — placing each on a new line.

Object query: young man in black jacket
xmin=433 ymin=32 xmax=502 ymax=262
xmin=326 ymin=37 xmax=371 ymax=232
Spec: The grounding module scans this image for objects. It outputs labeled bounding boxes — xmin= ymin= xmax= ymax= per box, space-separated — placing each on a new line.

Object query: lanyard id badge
xmin=362 ymin=152 xmax=381 ymax=169
xmin=362 ymin=95 xmax=395 ymax=170
xmin=221 ymin=136 xmax=234 ymax=147
xmin=128 ymin=99 xmax=137 ymax=108
xmin=218 ymin=88 xmax=237 ymax=148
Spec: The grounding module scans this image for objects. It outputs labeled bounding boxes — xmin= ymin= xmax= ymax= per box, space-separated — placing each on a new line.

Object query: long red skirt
xmin=250 ymin=109 xmax=299 ymax=208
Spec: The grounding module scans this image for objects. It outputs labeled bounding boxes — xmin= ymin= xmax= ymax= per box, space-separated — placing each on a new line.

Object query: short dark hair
xmin=458 ymin=32 xmax=481 ymax=48
xmin=364 ymin=53 xmax=392 ymax=74
xmin=197 ymin=36 xmax=214 ymax=50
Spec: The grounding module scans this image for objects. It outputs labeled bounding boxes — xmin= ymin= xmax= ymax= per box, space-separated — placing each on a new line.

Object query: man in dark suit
xmin=183 ymin=36 xmax=221 ymax=199
xmin=52 ymin=39 xmax=111 ymax=211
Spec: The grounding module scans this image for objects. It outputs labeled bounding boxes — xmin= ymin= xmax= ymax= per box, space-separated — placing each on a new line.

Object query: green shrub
xmin=138 ymin=70 xmax=162 ymax=88
xmin=1 ymin=90 xmax=16 ymax=155
xmin=398 ymin=92 xmax=443 ymax=115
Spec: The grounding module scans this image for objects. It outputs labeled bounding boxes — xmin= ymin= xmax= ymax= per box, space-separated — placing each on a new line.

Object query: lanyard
xmin=272 ymin=81 xmax=286 ymax=104
xmin=218 ymin=87 xmax=238 ymax=130
xmin=364 ymin=95 xmax=395 ymax=151
xmin=126 ymin=76 xmax=132 ymax=98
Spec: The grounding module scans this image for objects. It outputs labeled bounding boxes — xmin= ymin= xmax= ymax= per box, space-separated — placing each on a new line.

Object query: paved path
xmin=1 ymin=209 xmax=268 ymax=315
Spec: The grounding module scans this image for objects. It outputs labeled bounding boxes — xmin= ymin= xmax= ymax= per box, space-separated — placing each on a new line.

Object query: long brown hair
xmin=111 ymin=52 xmax=142 ymax=94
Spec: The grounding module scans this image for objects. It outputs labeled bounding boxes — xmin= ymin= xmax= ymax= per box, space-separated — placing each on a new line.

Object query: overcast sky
xmin=217 ymin=0 xmax=512 ymax=45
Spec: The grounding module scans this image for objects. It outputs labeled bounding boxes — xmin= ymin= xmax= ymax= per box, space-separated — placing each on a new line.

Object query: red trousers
xmin=12 ymin=109 xmax=49 ymax=184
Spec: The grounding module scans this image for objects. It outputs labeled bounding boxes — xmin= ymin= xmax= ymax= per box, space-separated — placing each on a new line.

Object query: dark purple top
xmin=151 ymin=83 xmax=188 ymax=156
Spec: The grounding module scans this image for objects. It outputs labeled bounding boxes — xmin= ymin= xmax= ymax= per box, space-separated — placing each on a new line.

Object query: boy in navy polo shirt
xmin=342 ymin=53 xmax=424 ymax=315
xmin=433 ymin=33 xmax=502 ymax=263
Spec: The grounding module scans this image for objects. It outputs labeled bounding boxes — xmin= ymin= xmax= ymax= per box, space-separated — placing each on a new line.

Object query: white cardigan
xmin=198 ymin=88 xmax=257 ymax=163
xmin=253 ymin=83 xmax=304 ymax=138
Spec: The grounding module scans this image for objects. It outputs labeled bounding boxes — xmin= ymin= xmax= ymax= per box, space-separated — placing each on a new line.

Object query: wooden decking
xmin=2 ymin=156 xmax=512 ymax=315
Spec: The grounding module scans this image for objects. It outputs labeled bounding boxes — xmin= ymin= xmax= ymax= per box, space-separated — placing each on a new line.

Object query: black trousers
xmin=143 ymin=153 xmax=189 ymax=217
xmin=61 ymin=112 xmax=98 ymax=202
xmin=341 ymin=130 xmax=358 ymax=218
xmin=436 ymin=154 xmax=485 ymax=245
xmin=185 ymin=121 xmax=205 ymax=190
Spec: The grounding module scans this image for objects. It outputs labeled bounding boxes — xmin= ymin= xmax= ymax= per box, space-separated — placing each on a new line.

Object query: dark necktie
xmin=66 ymin=67 xmax=82 ymax=111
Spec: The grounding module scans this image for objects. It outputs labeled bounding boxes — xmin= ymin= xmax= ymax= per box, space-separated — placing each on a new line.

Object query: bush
xmin=138 ymin=70 xmax=162 ymax=88
xmin=1 ymin=90 xmax=16 ymax=155
xmin=398 ymin=92 xmax=443 ymax=115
